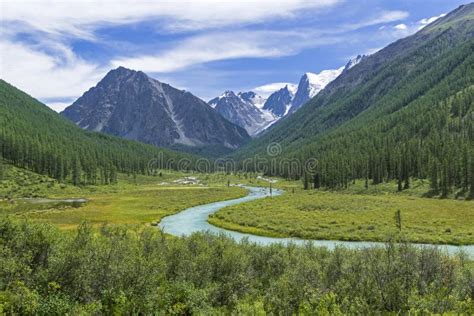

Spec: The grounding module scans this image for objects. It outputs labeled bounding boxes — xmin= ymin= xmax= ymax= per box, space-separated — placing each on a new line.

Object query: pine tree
xmin=72 ymin=157 xmax=82 ymax=186
xmin=110 ymin=165 xmax=117 ymax=184
xmin=441 ymin=162 xmax=449 ymax=198
xmin=397 ymin=160 xmax=403 ymax=192
xmin=469 ymin=155 xmax=474 ymax=199
xmin=313 ymin=173 xmax=321 ymax=189
xmin=429 ymin=159 xmax=439 ymax=193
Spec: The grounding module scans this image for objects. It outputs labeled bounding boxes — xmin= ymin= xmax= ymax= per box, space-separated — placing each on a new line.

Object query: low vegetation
xmin=0 ymin=218 xmax=472 ymax=314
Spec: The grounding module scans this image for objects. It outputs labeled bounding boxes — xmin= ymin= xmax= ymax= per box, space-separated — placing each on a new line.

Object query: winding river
xmin=159 ymin=186 xmax=474 ymax=257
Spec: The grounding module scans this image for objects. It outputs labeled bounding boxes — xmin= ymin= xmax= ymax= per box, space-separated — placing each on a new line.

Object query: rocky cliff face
xmin=262 ymin=85 xmax=295 ymax=117
xmin=290 ymin=69 xmax=343 ymax=113
xmin=209 ymin=91 xmax=275 ymax=136
xmin=62 ymin=67 xmax=250 ymax=149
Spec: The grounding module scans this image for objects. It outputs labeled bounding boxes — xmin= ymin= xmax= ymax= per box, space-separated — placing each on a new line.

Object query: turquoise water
xmin=159 ymin=186 xmax=474 ymax=257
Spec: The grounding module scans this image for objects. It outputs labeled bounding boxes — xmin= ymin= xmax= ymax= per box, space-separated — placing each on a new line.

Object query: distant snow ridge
xmin=344 ymin=54 xmax=366 ymax=71
xmin=208 ymin=91 xmax=276 ymax=136
xmin=290 ymin=68 xmax=343 ymax=112
xmin=209 ymin=56 xmax=363 ymax=136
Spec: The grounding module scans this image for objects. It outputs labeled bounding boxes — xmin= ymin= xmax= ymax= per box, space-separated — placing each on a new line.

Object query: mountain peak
xmin=290 ymin=68 xmax=343 ymax=113
xmin=262 ymin=85 xmax=294 ymax=117
xmin=101 ymin=66 xmax=150 ymax=84
xmin=219 ymin=90 xmax=237 ymax=98
xmin=62 ymin=68 xmax=250 ymax=149
xmin=238 ymin=91 xmax=256 ymax=99
xmin=109 ymin=66 xmax=137 ymax=75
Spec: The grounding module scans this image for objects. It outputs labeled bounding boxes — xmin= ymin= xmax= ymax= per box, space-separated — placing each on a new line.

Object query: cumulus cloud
xmin=0 ymin=0 xmax=440 ymax=108
xmin=378 ymin=12 xmax=447 ymax=39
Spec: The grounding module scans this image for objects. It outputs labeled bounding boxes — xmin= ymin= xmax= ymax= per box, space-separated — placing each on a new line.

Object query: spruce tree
xmin=72 ymin=157 xmax=82 ymax=186
xmin=429 ymin=160 xmax=439 ymax=193
xmin=469 ymin=156 xmax=474 ymax=199
xmin=110 ymin=165 xmax=117 ymax=184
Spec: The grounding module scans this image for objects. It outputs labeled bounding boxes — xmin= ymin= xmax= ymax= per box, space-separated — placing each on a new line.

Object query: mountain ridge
xmin=62 ymin=67 xmax=250 ymax=150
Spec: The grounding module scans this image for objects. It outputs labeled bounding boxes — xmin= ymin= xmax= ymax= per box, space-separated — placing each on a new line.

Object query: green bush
xmin=0 ymin=217 xmax=472 ymax=314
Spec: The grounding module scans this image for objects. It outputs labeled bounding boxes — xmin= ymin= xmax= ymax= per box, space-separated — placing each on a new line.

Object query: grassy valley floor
xmin=1 ymin=164 xmax=473 ymax=245
xmin=209 ymin=180 xmax=474 ymax=245
xmin=0 ymin=164 xmax=246 ymax=229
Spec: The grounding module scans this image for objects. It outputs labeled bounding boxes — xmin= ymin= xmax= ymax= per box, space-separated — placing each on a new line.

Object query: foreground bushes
xmin=0 ymin=218 xmax=472 ymax=314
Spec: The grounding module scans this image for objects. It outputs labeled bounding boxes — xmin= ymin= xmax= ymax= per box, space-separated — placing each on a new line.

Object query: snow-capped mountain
xmin=209 ymin=58 xmax=359 ymax=136
xmin=262 ymin=85 xmax=297 ymax=117
xmin=344 ymin=54 xmax=366 ymax=71
xmin=290 ymin=68 xmax=344 ymax=113
xmin=208 ymin=91 xmax=276 ymax=136
xmin=238 ymin=91 xmax=266 ymax=109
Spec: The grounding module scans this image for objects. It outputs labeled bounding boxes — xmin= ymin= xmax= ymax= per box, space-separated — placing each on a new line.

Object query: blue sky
xmin=0 ymin=0 xmax=468 ymax=111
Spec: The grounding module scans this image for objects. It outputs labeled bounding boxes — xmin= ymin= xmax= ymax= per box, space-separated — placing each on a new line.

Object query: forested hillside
xmin=0 ymin=80 xmax=196 ymax=185
xmin=233 ymin=4 xmax=474 ymax=198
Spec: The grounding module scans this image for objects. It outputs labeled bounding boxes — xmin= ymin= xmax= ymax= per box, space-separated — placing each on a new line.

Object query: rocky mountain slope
xmin=62 ymin=67 xmax=250 ymax=149
xmin=208 ymin=91 xmax=275 ymax=136
xmin=209 ymin=67 xmax=343 ymax=136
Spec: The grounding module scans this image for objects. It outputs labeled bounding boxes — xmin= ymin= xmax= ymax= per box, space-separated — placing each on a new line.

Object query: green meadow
xmin=0 ymin=164 xmax=246 ymax=229
xmin=210 ymin=180 xmax=474 ymax=245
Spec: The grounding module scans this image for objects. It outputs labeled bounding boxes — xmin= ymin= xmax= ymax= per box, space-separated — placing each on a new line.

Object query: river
xmin=158 ymin=186 xmax=474 ymax=257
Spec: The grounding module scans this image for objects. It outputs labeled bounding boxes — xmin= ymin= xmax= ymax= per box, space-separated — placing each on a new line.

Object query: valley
xmin=2 ymin=162 xmax=472 ymax=247
xmin=1 ymin=1 xmax=473 ymax=314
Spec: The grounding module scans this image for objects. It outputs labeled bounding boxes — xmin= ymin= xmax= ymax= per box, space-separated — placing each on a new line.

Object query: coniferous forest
xmin=232 ymin=18 xmax=474 ymax=198
xmin=0 ymin=80 xmax=197 ymax=185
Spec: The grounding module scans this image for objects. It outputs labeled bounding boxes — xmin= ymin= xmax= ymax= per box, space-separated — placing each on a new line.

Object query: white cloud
xmin=1 ymin=0 xmax=341 ymax=38
xmin=376 ymin=11 xmax=447 ymax=40
xmin=253 ymin=82 xmax=298 ymax=98
xmin=418 ymin=13 xmax=446 ymax=29
xmin=394 ymin=23 xmax=407 ymax=30
xmin=0 ymin=0 xmax=343 ymax=105
xmin=0 ymin=40 xmax=105 ymax=100
xmin=111 ymin=30 xmax=343 ymax=73
xmin=344 ymin=10 xmax=409 ymax=30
